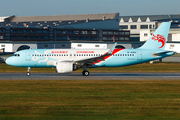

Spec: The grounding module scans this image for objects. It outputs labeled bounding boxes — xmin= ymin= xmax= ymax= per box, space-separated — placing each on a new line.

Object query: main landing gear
xmin=26 ymin=67 xmax=31 ymax=76
xmin=82 ymin=65 xmax=89 ymax=76
xmin=82 ymin=70 xmax=89 ymax=76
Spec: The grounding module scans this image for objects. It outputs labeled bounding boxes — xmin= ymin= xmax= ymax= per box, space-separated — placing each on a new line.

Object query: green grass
xmin=0 ymin=80 xmax=180 ymax=120
xmin=1 ymin=62 xmax=180 ymax=73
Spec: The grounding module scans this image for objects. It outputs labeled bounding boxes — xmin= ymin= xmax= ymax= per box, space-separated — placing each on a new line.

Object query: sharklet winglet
xmin=108 ymin=42 xmax=117 ymax=54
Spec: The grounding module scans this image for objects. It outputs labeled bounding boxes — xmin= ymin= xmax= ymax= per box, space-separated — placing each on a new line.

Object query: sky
xmin=0 ymin=0 xmax=180 ymax=17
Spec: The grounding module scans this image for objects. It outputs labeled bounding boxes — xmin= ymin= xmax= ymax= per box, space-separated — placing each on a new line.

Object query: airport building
xmin=120 ymin=14 xmax=180 ymax=53
xmin=0 ymin=13 xmax=131 ymax=53
xmin=119 ymin=14 xmax=180 ymax=42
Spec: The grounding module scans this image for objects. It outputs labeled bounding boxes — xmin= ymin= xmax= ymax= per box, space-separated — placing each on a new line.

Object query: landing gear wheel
xmin=82 ymin=71 xmax=89 ymax=76
xmin=26 ymin=72 xmax=31 ymax=76
xmin=27 ymin=67 xmax=31 ymax=76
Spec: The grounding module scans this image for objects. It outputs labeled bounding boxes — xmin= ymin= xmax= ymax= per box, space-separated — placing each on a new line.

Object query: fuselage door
xmin=25 ymin=51 xmax=31 ymax=61
xmin=137 ymin=51 xmax=142 ymax=60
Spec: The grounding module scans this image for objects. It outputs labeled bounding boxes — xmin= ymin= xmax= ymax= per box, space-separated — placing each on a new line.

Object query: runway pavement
xmin=0 ymin=72 xmax=180 ymax=80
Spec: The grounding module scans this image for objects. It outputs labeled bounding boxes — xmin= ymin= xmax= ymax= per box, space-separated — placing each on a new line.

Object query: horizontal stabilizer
xmin=152 ymin=51 xmax=174 ymax=56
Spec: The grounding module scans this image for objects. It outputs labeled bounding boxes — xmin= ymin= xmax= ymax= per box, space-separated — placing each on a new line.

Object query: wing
xmin=74 ymin=43 xmax=117 ymax=66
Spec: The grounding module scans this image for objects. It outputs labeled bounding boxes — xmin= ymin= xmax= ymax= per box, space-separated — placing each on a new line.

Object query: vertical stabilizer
xmin=139 ymin=22 xmax=171 ymax=50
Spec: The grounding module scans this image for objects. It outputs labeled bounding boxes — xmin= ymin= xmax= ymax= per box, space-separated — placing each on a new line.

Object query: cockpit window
xmin=13 ymin=54 xmax=20 ymax=57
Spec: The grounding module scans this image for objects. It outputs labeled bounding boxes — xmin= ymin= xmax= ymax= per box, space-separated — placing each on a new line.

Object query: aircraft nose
xmin=5 ymin=57 xmax=11 ymax=65
xmin=5 ymin=57 xmax=15 ymax=66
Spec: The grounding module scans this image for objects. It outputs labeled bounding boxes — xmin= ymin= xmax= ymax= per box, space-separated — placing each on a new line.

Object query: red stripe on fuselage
xmin=93 ymin=49 xmax=124 ymax=64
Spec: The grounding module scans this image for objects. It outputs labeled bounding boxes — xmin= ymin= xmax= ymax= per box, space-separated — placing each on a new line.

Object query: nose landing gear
xmin=26 ymin=67 xmax=31 ymax=76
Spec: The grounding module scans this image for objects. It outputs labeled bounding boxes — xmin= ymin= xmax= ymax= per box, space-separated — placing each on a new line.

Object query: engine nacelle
xmin=56 ymin=62 xmax=73 ymax=73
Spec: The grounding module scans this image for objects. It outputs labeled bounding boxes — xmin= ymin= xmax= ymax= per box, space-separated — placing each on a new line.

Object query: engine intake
xmin=56 ymin=62 xmax=79 ymax=73
xmin=56 ymin=62 xmax=73 ymax=73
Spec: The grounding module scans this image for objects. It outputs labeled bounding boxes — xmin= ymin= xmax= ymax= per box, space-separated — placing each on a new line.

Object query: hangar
xmin=0 ymin=13 xmax=130 ymax=54
xmin=119 ymin=14 xmax=180 ymax=53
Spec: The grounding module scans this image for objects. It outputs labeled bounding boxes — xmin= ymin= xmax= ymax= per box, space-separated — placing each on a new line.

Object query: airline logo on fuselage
xmin=76 ymin=51 xmax=94 ymax=53
xmin=51 ymin=51 xmax=68 ymax=53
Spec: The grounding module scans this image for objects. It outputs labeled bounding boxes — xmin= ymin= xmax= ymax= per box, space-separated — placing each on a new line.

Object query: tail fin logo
xmin=152 ymin=34 xmax=166 ymax=48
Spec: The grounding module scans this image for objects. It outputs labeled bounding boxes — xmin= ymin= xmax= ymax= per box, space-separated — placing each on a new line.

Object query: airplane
xmin=5 ymin=22 xmax=174 ymax=76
